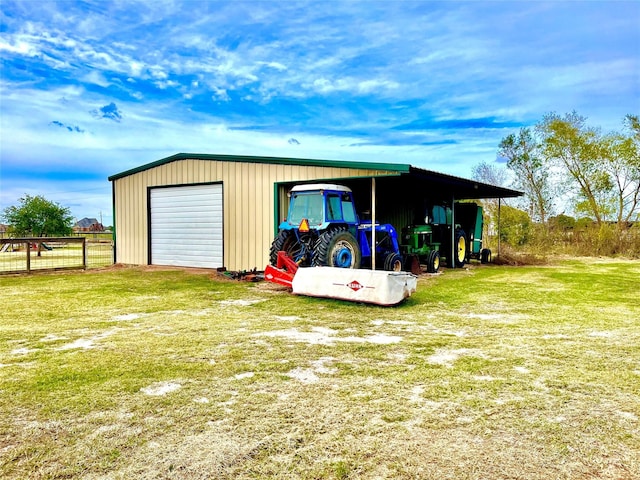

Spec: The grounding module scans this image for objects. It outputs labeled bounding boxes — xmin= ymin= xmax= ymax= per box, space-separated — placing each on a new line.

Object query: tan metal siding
xmin=113 ymin=158 xmax=392 ymax=270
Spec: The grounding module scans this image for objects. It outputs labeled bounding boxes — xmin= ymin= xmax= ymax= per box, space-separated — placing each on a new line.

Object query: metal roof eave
xmin=108 ymin=152 xmax=411 ymax=181
xmin=107 ymin=152 xmax=522 ymax=200
xmin=407 ymin=166 xmax=523 ymax=199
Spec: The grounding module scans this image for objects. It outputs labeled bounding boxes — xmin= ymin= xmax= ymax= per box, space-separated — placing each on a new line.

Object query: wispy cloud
xmin=49 ymin=121 xmax=85 ymax=133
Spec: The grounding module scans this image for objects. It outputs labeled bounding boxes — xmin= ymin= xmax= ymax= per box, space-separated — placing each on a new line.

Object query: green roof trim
xmin=108 ymin=153 xmax=411 ymax=181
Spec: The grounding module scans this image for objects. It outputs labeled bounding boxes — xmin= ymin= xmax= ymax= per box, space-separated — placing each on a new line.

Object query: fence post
xmin=82 ymin=237 xmax=87 ymax=269
xmin=26 ymin=241 xmax=31 ymax=273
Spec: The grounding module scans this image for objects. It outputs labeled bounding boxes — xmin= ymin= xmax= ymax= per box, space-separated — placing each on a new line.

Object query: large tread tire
xmin=312 ymin=228 xmax=361 ymax=269
xmin=426 ymin=250 xmax=440 ymax=273
xmin=383 ymin=252 xmax=403 ymax=272
xmin=454 ymin=229 xmax=467 ymax=268
xmin=269 ymin=230 xmax=304 ymax=266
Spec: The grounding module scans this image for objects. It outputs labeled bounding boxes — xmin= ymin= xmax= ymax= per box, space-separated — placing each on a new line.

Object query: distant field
xmin=0 ymin=258 xmax=638 ymax=479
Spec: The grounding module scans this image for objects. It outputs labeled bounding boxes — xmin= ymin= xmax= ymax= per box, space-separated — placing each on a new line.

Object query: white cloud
xmin=154 ymin=79 xmax=180 ymax=90
xmin=82 ymin=70 xmax=111 ymax=88
xmin=129 ymin=60 xmax=145 ymax=77
xmin=0 ymin=39 xmax=39 ymax=56
xmin=211 ymin=86 xmax=230 ymax=102
xmin=357 ymin=79 xmax=399 ymax=94
xmin=258 ymin=61 xmax=287 ymax=71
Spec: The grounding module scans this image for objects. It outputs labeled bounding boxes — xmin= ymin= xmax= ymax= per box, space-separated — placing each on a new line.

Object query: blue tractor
xmin=269 ymin=184 xmax=403 ymax=271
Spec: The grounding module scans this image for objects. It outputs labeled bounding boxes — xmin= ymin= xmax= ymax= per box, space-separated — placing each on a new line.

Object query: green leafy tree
xmin=538 ymin=111 xmax=613 ymax=225
xmin=498 ymin=205 xmax=531 ymax=246
xmin=548 ymin=214 xmax=576 ymax=231
xmin=2 ymin=194 xmax=74 ymax=237
xmin=498 ymin=127 xmax=554 ymax=224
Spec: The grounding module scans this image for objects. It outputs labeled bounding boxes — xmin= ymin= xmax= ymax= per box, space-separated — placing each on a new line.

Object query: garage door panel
xmin=152 ymin=198 xmax=223 ymax=209
xmin=152 ymin=216 xmax=221 ymax=222
xmin=150 ymin=184 xmax=223 ymax=268
xmin=154 ymin=249 xmax=222 ymax=259
xmin=152 ymin=222 xmax=223 ymax=229
xmin=152 ymin=236 xmax=223 ymax=243
xmin=152 ymin=189 xmax=217 ymax=198
xmin=151 ymin=256 xmax=221 ymax=269
xmin=152 ymin=216 xmax=222 ymax=225
xmin=152 ymin=229 xmax=222 ymax=238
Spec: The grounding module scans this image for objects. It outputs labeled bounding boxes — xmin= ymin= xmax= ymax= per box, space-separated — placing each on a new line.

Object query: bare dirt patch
xmin=427 ymin=348 xmax=488 ymax=367
xmin=257 ymin=327 xmax=402 ymax=346
xmin=140 ymin=381 xmax=182 ymax=396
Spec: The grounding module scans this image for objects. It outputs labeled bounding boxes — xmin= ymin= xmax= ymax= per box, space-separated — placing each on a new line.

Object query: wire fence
xmin=0 ymin=237 xmax=113 ymax=274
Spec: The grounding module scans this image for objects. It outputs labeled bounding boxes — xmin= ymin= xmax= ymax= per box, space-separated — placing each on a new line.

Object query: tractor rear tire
xmin=383 ymin=252 xmax=403 ymax=272
xmin=312 ymin=228 xmax=361 ymax=269
xmin=269 ymin=230 xmax=304 ymax=266
xmin=454 ymin=230 xmax=467 ymax=268
xmin=426 ymin=250 xmax=440 ymax=273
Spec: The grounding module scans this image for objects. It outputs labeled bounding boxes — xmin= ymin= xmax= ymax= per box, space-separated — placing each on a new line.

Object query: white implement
xmin=291 ymin=267 xmax=417 ymax=306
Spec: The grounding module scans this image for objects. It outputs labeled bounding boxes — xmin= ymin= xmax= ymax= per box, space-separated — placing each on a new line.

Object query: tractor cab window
xmin=289 ymin=193 xmax=324 ymax=225
xmin=326 ymin=194 xmax=342 ymax=221
xmin=326 ymin=193 xmax=356 ymax=223
xmin=431 ymin=205 xmax=447 ymax=225
xmin=341 ymin=194 xmax=357 ymax=223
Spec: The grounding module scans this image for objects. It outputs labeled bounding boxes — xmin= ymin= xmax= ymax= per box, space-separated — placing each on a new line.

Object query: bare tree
xmin=471 ymin=160 xmax=509 ymax=188
xmin=602 ymin=115 xmax=640 ymax=224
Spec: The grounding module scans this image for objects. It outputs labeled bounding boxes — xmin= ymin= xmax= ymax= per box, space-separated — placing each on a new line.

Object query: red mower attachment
xmin=264 ymin=250 xmax=418 ymax=305
xmin=264 ymin=251 xmax=300 ymax=288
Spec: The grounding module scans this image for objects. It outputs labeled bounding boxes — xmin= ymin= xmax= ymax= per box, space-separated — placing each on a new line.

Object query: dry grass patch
xmin=1 ymin=260 xmax=639 ymax=479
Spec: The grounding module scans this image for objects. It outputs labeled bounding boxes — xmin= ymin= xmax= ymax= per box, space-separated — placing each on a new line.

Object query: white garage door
xmin=150 ymin=184 xmax=223 ymax=268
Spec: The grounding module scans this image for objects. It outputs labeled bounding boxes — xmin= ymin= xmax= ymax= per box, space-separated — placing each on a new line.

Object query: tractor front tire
xmin=383 ymin=252 xmax=403 ymax=272
xmin=481 ymin=248 xmax=492 ymax=264
xmin=427 ymin=250 xmax=440 ymax=273
xmin=454 ymin=230 xmax=467 ymax=268
xmin=269 ymin=230 xmax=304 ymax=266
xmin=312 ymin=228 xmax=361 ymax=269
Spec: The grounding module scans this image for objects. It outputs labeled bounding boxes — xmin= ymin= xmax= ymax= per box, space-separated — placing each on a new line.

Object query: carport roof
xmin=108 ymin=152 xmax=522 ymax=200
xmin=405 ymin=166 xmax=522 ymax=200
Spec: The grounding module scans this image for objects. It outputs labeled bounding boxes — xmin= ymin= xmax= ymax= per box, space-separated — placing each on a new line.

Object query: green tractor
xmin=400 ymin=202 xmax=491 ymax=273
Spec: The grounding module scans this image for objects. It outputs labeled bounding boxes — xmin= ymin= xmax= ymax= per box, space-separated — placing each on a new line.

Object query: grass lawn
xmin=0 ymin=258 xmax=638 ymax=479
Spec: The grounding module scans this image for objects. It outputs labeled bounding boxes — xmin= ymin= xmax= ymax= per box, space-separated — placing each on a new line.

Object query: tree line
xmin=474 ymin=112 xmax=640 ymax=256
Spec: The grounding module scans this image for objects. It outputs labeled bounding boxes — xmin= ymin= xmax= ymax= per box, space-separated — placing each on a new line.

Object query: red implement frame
xmin=263 ymin=251 xmax=300 ymax=288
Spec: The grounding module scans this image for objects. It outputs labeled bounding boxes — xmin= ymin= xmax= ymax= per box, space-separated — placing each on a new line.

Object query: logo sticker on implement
xmin=346 ymin=280 xmax=363 ymax=291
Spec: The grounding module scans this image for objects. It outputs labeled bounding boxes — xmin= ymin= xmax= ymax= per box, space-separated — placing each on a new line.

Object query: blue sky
xmin=1 ymin=0 xmax=638 ymax=226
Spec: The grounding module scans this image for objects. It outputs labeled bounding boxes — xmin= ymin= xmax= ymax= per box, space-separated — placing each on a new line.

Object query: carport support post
xmin=451 ymin=196 xmax=456 ymax=268
xmin=498 ymin=198 xmax=501 ymax=258
xmin=371 ymin=177 xmax=376 ymax=270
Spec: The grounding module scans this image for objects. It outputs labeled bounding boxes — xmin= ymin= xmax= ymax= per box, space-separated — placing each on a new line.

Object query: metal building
xmin=108 ymin=153 xmax=521 ymax=271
